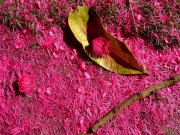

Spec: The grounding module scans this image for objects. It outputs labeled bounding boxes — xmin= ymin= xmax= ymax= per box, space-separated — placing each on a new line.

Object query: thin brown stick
xmin=79 ymin=74 xmax=180 ymax=135
xmin=128 ymin=0 xmax=138 ymax=34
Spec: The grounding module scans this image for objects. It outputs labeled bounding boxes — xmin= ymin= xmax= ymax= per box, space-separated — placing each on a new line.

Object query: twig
xmin=79 ymin=74 xmax=180 ymax=135
xmin=128 ymin=0 xmax=138 ymax=34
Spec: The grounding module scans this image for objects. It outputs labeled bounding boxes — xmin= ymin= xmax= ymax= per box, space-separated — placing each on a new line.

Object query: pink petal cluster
xmin=18 ymin=75 xmax=35 ymax=95
xmin=91 ymin=37 xmax=110 ymax=57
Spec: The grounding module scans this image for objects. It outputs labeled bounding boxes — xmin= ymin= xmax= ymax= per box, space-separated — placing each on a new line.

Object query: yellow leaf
xmin=68 ymin=6 xmax=89 ymax=48
xmin=68 ymin=6 xmax=148 ymax=75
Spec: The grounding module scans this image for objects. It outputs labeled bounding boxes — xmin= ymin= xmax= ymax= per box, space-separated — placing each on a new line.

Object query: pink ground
xmin=0 ymin=0 xmax=180 ymax=135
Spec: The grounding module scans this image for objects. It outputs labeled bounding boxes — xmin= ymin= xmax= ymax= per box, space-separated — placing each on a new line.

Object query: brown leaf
xmin=68 ymin=6 xmax=148 ymax=75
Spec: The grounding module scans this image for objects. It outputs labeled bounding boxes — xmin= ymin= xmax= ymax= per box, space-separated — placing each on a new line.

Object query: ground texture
xmin=0 ymin=0 xmax=179 ymax=135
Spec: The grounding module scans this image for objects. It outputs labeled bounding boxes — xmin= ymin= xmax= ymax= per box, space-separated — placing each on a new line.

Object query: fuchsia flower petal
xmin=18 ymin=75 xmax=35 ymax=95
xmin=91 ymin=37 xmax=110 ymax=57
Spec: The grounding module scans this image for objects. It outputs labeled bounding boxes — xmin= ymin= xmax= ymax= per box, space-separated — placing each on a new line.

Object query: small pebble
xmin=83 ymin=72 xmax=90 ymax=79
xmin=79 ymin=62 xmax=86 ymax=71
xmin=46 ymin=87 xmax=52 ymax=95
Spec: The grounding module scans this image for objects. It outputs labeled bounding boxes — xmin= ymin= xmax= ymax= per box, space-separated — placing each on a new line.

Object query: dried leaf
xmin=68 ymin=6 xmax=89 ymax=48
xmin=68 ymin=6 xmax=148 ymax=75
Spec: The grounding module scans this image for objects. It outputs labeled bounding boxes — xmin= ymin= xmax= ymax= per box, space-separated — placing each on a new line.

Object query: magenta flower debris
xmin=0 ymin=0 xmax=179 ymax=135
xmin=91 ymin=37 xmax=110 ymax=57
xmin=18 ymin=75 xmax=35 ymax=95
